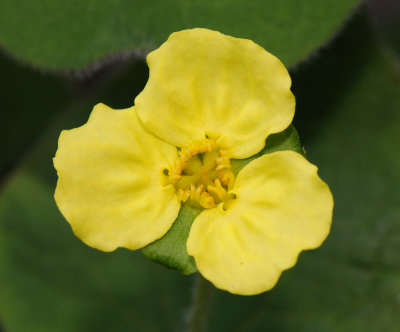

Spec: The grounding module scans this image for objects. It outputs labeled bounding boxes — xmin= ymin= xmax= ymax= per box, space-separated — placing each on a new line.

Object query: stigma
xmin=166 ymin=138 xmax=236 ymax=209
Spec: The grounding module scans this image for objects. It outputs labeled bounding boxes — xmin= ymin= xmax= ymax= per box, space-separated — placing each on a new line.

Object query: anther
xmin=190 ymin=184 xmax=204 ymax=203
xmin=176 ymin=188 xmax=190 ymax=202
xmin=207 ymin=179 xmax=227 ymax=201
xmin=170 ymin=174 xmax=181 ymax=183
xmin=215 ymin=163 xmax=226 ymax=171
xmin=219 ymin=170 xmax=235 ymax=189
xmin=215 ymin=149 xmax=231 ymax=171
xmin=166 ymin=138 xmax=235 ymax=210
xmin=199 ymin=191 xmax=216 ymax=209
xmin=180 ymin=149 xmax=192 ymax=161
xmin=215 ymin=179 xmax=227 ymax=201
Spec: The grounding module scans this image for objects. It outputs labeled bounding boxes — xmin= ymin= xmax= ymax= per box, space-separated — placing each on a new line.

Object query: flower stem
xmin=185 ymin=273 xmax=214 ymax=332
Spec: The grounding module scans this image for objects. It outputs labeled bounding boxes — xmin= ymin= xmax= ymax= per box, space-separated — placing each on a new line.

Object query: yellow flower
xmin=54 ymin=29 xmax=333 ymax=295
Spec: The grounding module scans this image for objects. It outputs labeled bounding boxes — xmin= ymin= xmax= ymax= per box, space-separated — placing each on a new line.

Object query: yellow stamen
xmin=207 ymin=179 xmax=227 ymax=201
xmin=199 ymin=191 xmax=216 ymax=209
xmin=166 ymin=138 xmax=237 ymax=209
xmin=218 ymin=169 xmax=235 ymax=189
xmin=176 ymin=188 xmax=190 ymax=202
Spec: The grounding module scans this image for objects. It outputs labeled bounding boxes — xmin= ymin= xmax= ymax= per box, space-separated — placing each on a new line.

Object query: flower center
xmin=166 ymin=139 xmax=236 ymax=209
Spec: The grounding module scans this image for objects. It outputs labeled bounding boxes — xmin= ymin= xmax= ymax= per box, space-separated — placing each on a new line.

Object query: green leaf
xmin=0 ymin=0 xmax=359 ymax=69
xmin=143 ymin=125 xmax=303 ymax=275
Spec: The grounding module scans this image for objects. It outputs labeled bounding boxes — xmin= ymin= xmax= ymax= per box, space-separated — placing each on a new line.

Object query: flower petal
xmin=135 ymin=28 xmax=295 ymax=159
xmin=54 ymin=104 xmax=180 ymax=252
xmin=187 ymin=151 xmax=333 ymax=295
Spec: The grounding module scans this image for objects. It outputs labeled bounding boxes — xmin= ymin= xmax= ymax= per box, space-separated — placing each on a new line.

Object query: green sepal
xmin=142 ymin=124 xmax=303 ymax=274
xmin=142 ymin=204 xmax=201 ymax=274
xmin=231 ymin=125 xmax=304 ymax=174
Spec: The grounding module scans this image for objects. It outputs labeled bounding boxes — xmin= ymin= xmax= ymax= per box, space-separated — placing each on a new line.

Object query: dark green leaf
xmin=0 ymin=0 xmax=359 ymax=69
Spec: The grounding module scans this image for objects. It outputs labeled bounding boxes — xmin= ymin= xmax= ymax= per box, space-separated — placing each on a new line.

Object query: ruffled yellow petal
xmin=54 ymin=104 xmax=180 ymax=252
xmin=187 ymin=151 xmax=333 ymax=295
xmin=135 ymin=28 xmax=295 ymax=159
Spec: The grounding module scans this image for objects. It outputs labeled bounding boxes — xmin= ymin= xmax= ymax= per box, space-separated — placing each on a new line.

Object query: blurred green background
xmin=1 ymin=1 xmax=400 ymax=331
